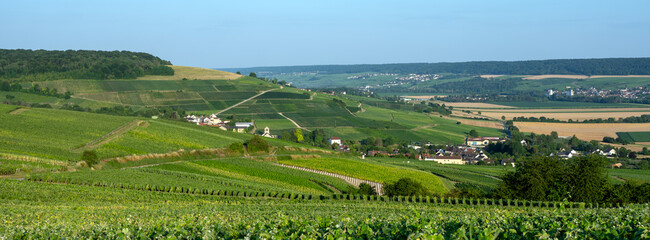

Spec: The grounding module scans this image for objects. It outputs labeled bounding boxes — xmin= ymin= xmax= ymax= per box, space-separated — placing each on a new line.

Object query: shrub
xmin=228 ymin=142 xmax=244 ymax=153
xmin=81 ymin=150 xmax=99 ymax=167
xmin=383 ymin=178 xmax=427 ymax=197
xmin=245 ymin=135 xmax=270 ymax=153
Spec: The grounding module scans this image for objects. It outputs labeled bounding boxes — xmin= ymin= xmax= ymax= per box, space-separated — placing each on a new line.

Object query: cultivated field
xmin=446 ymin=117 xmax=503 ymax=129
xmin=481 ymin=110 xmax=650 ymax=121
xmin=442 ymin=102 xmax=515 ymax=108
xmin=137 ymin=65 xmax=242 ymax=80
xmin=522 ymin=75 xmax=589 ymax=80
xmin=522 ymin=74 xmax=650 ymax=80
xmin=514 ymin=122 xmax=650 ymax=141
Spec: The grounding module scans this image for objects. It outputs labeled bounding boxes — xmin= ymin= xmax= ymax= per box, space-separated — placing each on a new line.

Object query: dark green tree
xmin=81 ymin=150 xmax=99 ymax=167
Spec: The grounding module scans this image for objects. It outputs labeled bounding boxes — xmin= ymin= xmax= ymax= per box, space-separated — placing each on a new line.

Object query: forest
xmin=223 ymin=57 xmax=650 ymax=75
xmin=0 ymin=49 xmax=174 ymax=81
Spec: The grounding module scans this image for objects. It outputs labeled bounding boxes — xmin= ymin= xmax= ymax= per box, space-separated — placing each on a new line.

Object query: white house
xmin=466 ymin=137 xmax=504 ymax=147
xmin=407 ymin=144 xmax=421 ymax=150
xmin=329 ymin=137 xmax=342 ymax=146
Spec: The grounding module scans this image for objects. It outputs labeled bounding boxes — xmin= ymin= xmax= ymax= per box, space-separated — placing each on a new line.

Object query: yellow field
xmin=480 ymin=75 xmax=504 ymax=79
xmin=604 ymin=143 xmax=650 ymax=152
xmin=137 ymin=65 xmax=241 ymax=80
xmin=522 ymin=75 xmax=589 ymax=80
xmin=514 ymin=122 xmax=650 ymax=141
xmin=522 ymin=74 xmax=650 ymax=80
xmin=479 ymin=109 xmax=650 ymax=121
xmin=448 ymin=117 xmax=503 ymax=129
xmin=441 ymin=102 xmax=515 ymax=108
xmin=403 ymin=95 xmax=447 ymax=100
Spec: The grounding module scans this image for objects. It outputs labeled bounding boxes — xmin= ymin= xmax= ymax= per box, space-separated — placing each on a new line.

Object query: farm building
xmin=429 ymin=155 xmax=464 ymax=165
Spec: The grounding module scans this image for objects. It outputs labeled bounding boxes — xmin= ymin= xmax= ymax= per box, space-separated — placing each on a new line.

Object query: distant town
xmin=545 ymin=86 xmax=649 ymax=99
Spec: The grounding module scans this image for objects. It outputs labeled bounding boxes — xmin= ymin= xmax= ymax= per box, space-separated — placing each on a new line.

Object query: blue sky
xmin=1 ymin=0 xmax=649 ymax=68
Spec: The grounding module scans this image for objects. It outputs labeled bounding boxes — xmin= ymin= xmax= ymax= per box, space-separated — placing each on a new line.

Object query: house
xmin=329 ymin=137 xmax=342 ymax=146
xmin=501 ymin=159 xmax=515 ymax=167
xmin=407 ymin=144 xmax=421 ymax=150
xmin=465 ymin=137 xmax=504 ymax=147
xmin=233 ymin=122 xmax=254 ymax=133
xmin=235 ymin=122 xmax=254 ymax=128
xmin=431 ymin=155 xmax=464 ymax=165
xmin=367 ymin=150 xmax=389 ymax=157
xmin=556 ymin=149 xmax=579 ymax=159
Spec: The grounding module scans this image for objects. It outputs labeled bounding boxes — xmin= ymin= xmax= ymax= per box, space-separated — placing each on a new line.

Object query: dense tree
xmin=357 ymin=183 xmax=377 ymax=195
xmin=225 ymin=58 xmax=650 ymax=76
xmin=81 ymin=150 xmax=99 ymax=167
xmin=495 ymin=155 xmax=611 ymax=203
xmin=383 ymin=178 xmax=427 ymax=197
xmin=245 ymin=135 xmax=270 ymax=153
xmin=468 ymin=129 xmax=479 ymax=138
xmin=0 ymin=49 xmax=173 ymax=81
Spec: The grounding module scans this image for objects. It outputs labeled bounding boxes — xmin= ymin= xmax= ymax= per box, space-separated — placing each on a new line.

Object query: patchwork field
xmin=28 ymin=66 xmax=276 ymax=112
xmin=514 ymin=122 xmax=650 ymax=141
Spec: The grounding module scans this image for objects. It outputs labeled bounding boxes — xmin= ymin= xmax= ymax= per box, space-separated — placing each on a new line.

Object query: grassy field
xmin=0 ymin=103 xmax=256 ymax=163
xmin=0 ymin=104 xmax=134 ymax=160
xmin=277 ymin=157 xmax=449 ymax=195
xmin=608 ymin=168 xmax=650 ymax=183
xmin=616 ymin=132 xmax=650 ymax=143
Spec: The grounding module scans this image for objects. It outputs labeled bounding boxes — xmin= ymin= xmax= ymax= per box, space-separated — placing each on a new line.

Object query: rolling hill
xmin=4 ymin=65 xmax=503 ymax=144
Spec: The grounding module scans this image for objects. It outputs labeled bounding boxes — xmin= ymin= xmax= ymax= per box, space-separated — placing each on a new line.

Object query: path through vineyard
xmin=275 ymin=163 xmax=384 ymax=195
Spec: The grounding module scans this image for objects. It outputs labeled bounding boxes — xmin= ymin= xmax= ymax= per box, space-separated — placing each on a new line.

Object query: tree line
xmin=512 ymin=114 xmax=650 ymax=124
xmin=224 ymin=57 xmax=650 ymax=75
xmin=0 ymin=49 xmax=174 ymax=81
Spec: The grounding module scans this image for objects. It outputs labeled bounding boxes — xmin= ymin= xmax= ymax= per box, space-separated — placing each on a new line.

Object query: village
xmin=183 ymin=114 xmax=624 ymax=168
xmin=545 ymin=86 xmax=649 ymax=99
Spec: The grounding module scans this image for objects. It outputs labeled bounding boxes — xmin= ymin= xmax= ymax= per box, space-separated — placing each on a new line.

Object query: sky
xmin=1 ymin=0 xmax=649 ymax=68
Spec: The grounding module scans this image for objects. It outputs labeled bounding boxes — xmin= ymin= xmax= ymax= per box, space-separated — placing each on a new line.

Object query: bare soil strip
xmin=274 ymin=163 xmax=384 ymax=195
xmin=411 ymin=124 xmax=439 ymax=131
xmin=72 ymin=120 xmax=144 ymax=152
xmin=7 ymin=108 xmax=29 ymax=115
xmin=278 ymin=112 xmax=310 ymax=131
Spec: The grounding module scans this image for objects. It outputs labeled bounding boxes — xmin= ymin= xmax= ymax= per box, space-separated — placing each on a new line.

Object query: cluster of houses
xmin=363 ymin=136 xmax=515 ymax=166
xmin=550 ymin=148 xmax=617 ymax=159
xmin=545 ymin=86 xmax=649 ymax=99
xmin=328 ymin=137 xmax=351 ymax=152
xmin=184 ymin=114 xmax=253 ymax=133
